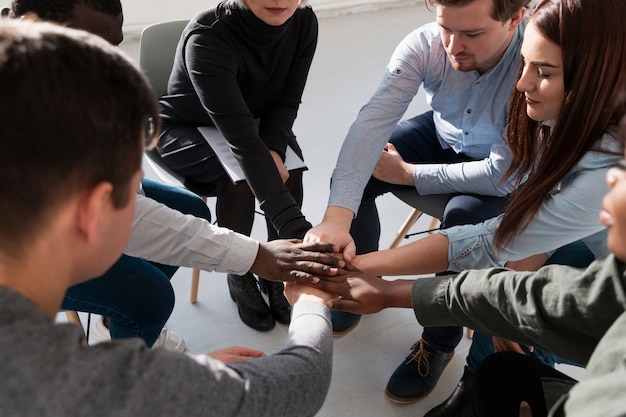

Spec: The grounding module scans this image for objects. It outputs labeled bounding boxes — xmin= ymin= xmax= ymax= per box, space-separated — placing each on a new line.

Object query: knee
xmin=183 ymin=195 xmax=211 ymax=222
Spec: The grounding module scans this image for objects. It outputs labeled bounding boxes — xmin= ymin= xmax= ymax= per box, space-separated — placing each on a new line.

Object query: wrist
xmin=323 ymin=206 xmax=354 ymax=230
xmin=386 ymin=279 xmax=415 ymax=308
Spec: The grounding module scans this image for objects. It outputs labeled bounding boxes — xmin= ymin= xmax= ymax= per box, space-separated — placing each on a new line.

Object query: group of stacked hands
xmin=1 ymin=0 xmax=626 ymax=416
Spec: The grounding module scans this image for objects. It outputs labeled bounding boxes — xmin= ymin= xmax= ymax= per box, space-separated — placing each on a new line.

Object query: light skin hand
xmin=270 ymin=150 xmax=289 ymax=183
xmin=492 ymin=336 xmax=533 ymax=355
xmin=251 ymin=240 xmax=344 ymax=285
xmin=372 ymin=143 xmax=415 ymax=185
xmin=303 ymin=206 xmax=357 ymax=261
xmin=519 ymin=401 xmax=533 ymax=417
xmin=284 ymin=281 xmax=338 ymax=307
xmin=208 ymin=346 xmax=266 ymax=363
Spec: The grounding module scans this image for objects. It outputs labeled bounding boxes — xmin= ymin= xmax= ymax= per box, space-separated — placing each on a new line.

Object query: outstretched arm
xmin=351 ymin=232 xmax=450 ymax=276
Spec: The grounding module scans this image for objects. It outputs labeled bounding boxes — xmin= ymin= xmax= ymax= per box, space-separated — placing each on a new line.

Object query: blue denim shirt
xmin=441 ymin=133 xmax=623 ymax=271
xmin=329 ymin=20 xmax=525 ymax=214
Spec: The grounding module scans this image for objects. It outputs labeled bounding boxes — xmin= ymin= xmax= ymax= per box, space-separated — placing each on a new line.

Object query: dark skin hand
xmin=251 ymin=240 xmax=345 ymax=285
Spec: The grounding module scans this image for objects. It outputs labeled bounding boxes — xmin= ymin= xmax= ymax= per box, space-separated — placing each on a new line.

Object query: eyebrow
xmin=438 ymin=23 xmax=485 ymax=34
xmin=530 ymin=61 xmax=560 ymax=68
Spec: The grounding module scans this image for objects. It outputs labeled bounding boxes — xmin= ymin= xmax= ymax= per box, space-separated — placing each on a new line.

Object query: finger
xmin=519 ymin=401 xmax=533 ymax=417
xmin=316 ymin=279 xmax=350 ymax=297
xmin=296 ymin=241 xmax=338 ymax=254
xmin=327 ymin=297 xmax=360 ymax=313
xmin=342 ymin=241 xmax=356 ymax=262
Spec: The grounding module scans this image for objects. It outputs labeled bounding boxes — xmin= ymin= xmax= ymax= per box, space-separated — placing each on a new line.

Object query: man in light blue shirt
xmin=305 ymin=0 xmax=529 ymax=412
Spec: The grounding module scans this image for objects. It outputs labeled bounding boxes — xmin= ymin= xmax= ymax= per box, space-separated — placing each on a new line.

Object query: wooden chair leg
xmin=389 ymin=208 xmax=423 ymax=249
xmin=190 ymin=268 xmax=200 ymax=303
xmin=65 ymin=310 xmax=82 ymax=326
xmin=189 ymin=195 xmax=207 ymax=304
xmin=428 ymin=217 xmax=440 ymax=233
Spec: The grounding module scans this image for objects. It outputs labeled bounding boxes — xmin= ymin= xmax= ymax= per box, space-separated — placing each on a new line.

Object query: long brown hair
xmin=494 ymin=0 xmax=626 ymax=249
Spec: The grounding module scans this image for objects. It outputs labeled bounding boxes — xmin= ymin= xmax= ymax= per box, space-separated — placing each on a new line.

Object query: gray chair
xmin=388 ymin=189 xmax=450 ymax=248
xmin=139 ymin=19 xmax=204 ymax=303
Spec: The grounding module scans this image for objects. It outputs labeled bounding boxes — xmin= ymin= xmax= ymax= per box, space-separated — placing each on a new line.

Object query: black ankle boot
xmin=424 ymin=367 xmax=475 ymax=417
xmin=258 ymin=278 xmax=291 ymax=325
xmin=227 ymin=273 xmax=274 ymax=331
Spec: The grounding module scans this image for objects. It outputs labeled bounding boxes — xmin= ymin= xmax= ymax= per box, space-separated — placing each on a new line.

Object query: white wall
xmin=0 ymin=0 xmax=422 ymax=36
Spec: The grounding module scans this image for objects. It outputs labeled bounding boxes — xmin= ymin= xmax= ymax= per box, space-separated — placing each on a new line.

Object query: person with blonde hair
xmin=158 ymin=0 xmax=318 ymax=331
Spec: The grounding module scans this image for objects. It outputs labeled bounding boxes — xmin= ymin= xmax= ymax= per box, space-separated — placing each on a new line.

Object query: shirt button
xmin=464 ymin=131 xmax=469 ymax=135
xmin=466 ymin=109 xmax=472 ymax=114
xmin=487 ymin=226 xmax=493 ymax=232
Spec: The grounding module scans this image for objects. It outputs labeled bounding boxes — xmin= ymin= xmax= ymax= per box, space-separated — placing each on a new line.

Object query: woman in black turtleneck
xmin=157 ymin=0 xmax=318 ymax=331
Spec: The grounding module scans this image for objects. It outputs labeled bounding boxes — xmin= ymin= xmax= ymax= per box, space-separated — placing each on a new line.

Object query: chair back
xmin=139 ymin=19 xmax=189 ymax=96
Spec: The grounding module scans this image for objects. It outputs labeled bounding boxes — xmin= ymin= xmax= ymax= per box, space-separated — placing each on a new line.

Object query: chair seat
xmin=391 ymin=189 xmax=450 ymax=220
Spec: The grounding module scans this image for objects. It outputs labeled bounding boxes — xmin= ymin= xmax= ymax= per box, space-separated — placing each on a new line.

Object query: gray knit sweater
xmin=0 ymin=289 xmax=332 ymax=416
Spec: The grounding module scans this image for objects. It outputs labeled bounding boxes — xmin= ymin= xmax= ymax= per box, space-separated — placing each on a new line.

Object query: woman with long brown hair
xmin=324 ymin=0 xmax=626 ymax=414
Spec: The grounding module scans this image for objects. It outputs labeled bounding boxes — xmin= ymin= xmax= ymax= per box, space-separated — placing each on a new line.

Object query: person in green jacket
xmin=307 ymin=0 xmax=626 ymax=413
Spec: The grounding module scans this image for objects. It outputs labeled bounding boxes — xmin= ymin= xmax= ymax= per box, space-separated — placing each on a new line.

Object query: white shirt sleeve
xmin=126 ymin=193 xmax=259 ymax=275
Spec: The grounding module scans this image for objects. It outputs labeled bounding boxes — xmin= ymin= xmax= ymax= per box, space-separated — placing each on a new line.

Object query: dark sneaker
xmin=385 ymin=339 xmax=454 ymax=403
xmin=331 ymin=310 xmax=361 ymax=336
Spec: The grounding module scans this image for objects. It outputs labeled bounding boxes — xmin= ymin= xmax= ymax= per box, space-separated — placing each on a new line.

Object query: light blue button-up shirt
xmin=441 ymin=132 xmax=623 ymax=271
xmin=329 ymin=20 xmax=525 ymax=214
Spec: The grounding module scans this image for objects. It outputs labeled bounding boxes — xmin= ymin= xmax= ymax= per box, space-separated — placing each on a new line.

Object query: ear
xmin=75 ymin=182 xmax=115 ymax=245
xmin=508 ymin=7 xmax=526 ymax=31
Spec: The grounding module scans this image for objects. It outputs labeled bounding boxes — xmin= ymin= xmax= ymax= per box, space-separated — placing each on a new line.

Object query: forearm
xmin=353 ymin=233 xmax=450 ymax=276
xmin=128 ymin=194 xmax=259 ymax=274
xmin=411 ymin=257 xmax=626 ymax=365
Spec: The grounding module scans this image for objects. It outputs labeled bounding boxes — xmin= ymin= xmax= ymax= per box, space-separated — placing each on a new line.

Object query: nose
xmin=447 ymin=33 xmax=463 ymax=55
xmin=516 ymin=65 xmax=533 ymax=93
xmin=606 ymin=165 xmax=626 ymax=188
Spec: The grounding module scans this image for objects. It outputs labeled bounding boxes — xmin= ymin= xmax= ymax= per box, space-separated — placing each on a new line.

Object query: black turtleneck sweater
xmin=158 ymin=1 xmax=318 ymax=239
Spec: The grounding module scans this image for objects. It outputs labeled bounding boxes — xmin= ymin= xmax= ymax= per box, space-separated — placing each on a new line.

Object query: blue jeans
xmin=62 ymin=178 xmax=211 ymax=346
xmin=349 ymin=111 xmax=509 ymax=352
xmin=466 ymin=240 xmax=593 ymax=372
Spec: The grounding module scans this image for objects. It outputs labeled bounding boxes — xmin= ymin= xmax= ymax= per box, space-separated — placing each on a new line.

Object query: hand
xmin=303 ymin=207 xmax=356 ymax=261
xmin=317 ymin=270 xmax=414 ymax=314
xmin=208 ymin=346 xmax=266 ymax=363
xmin=492 ymin=336 xmax=533 ymax=355
xmin=252 ymin=240 xmax=345 ymax=285
xmin=519 ymin=401 xmax=533 ymax=417
xmin=372 ymin=143 xmax=414 ymax=185
xmin=284 ymin=281 xmax=338 ymax=307
xmin=270 ymin=150 xmax=289 ymax=183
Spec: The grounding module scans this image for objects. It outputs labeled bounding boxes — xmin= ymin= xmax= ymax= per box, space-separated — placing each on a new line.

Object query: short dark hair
xmin=0 ymin=19 xmax=159 ymax=256
xmin=10 ymin=0 xmax=122 ymax=22
xmin=427 ymin=0 xmax=530 ymax=22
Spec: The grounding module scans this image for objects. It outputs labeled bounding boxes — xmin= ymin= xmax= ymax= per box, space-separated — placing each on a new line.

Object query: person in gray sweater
xmin=0 ymin=19 xmax=335 ymax=417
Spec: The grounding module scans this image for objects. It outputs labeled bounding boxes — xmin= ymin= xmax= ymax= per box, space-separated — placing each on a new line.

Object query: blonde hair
xmin=228 ymin=0 xmax=309 ymax=9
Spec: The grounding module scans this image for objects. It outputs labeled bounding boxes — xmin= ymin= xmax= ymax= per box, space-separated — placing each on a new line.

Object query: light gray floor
xmin=66 ymin=4 xmax=469 ymax=416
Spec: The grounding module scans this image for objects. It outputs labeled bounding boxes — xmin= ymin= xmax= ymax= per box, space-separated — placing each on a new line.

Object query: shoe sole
xmin=384 ymin=385 xmax=436 ymax=404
